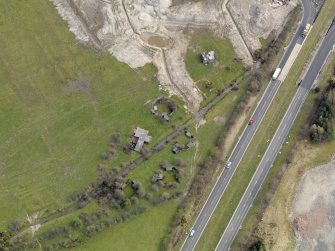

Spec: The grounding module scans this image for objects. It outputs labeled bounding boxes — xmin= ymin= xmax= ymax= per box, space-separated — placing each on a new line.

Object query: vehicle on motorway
xmin=302 ymin=23 xmax=311 ymax=38
xmin=226 ymin=161 xmax=232 ymax=169
xmin=248 ymin=118 xmax=254 ymax=125
xmin=272 ymin=67 xmax=281 ymax=80
xmin=189 ymin=229 xmax=195 ymax=237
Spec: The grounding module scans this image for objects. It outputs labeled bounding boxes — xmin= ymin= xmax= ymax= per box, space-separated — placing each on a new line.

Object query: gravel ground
xmin=291 ymin=155 xmax=335 ymax=251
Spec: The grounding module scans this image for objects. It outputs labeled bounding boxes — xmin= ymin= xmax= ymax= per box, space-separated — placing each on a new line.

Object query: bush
xmin=70 ymin=218 xmax=83 ymax=229
xmin=7 ymin=220 xmax=23 ymax=235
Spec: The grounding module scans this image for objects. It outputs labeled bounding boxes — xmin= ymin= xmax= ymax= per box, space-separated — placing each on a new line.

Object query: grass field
xmin=0 ymin=2 xmax=248 ymax=251
xmin=185 ymin=30 xmax=245 ymax=106
xmin=75 ymin=201 xmax=178 ymax=251
xmin=194 ymin=0 xmax=335 ymax=250
xmin=0 ymin=0 xmax=177 ymax=229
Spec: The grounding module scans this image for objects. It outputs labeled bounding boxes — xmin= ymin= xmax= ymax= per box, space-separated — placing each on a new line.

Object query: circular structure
xmin=140 ymin=32 xmax=173 ymax=49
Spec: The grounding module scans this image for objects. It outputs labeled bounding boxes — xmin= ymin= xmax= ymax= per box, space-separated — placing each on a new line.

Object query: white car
xmin=189 ymin=229 xmax=195 ymax=237
xmin=226 ymin=161 xmax=232 ymax=169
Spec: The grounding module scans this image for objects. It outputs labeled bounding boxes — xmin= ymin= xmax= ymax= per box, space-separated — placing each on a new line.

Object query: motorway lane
xmin=180 ymin=1 xmax=317 ymax=250
xmin=215 ymin=23 xmax=335 ymax=251
xmin=278 ymin=0 xmax=316 ymax=66
xmin=180 ymin=79 xmax=281 ymax=251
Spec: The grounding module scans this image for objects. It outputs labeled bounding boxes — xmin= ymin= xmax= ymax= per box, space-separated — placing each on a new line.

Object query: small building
xmin=152 ymin=173 xmax=164 ymax=183
xmin=201 ymin=51 xmax=215 ymax=64
xmin=115 ymin=182 xmax=127 ymax=190
xmin=162 ymin=112 xmax=170 ymax=122
xmin=133 ymin=127 xmax=152 ymax=152
xmin=172 ymin=143 xmax=184 ymax=154
xmin=185 ymin=130 xmax=193 ymax=139
xmin=151 ymin=105 xmax=158 ymax=115
xmin=186 ymin=141 xmax=194 ymax=149
xmin=163 ymin=166 xmax=176 ymax=172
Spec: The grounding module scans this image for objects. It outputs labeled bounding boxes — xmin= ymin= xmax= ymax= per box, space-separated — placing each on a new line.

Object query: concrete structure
xmin=162 ymin=112 xmax=170 ymax=121
xmin=172 ymin=142 xmax=183 ymax=154
xmin=152 ymin=173 xmax=164 ymax=183
xmin=133 ymin=127 xmax=152 ymax=152
xmin=201 ymin=51 xmax=215 ymax=64
xmin=151 ymin=105 xmax=158 ymax=115
xmin=185 ymin=130 xmax=194 ymax=138
xmin=186 ymin=141 xmax=194 ymax=149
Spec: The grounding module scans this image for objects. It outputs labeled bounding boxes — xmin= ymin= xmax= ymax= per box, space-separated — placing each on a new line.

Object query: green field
xmin=75 ymin=201 xmax=178 ymax=251
xmin=0 ymin=0 xmax=174 ymax=228
xmin=0 ymin=1 xmax=249 ymax=250
xmin=185 ymin=30 xmax=245 ymax=106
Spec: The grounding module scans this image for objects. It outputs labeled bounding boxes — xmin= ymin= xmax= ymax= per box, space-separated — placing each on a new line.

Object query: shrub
xmin=70 ymin=218 xmax=82 ymax=229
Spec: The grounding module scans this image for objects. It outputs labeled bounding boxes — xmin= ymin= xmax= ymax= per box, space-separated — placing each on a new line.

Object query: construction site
xmin=51 ymin=0 xmax=297 ymax=112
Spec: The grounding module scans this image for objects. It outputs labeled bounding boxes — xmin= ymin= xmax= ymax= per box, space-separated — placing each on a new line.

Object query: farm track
xmin=161 ymin=49 xmax=194 ymax=109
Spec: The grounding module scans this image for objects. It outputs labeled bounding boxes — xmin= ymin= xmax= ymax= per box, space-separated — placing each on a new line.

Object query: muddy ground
xmin=50 ymin=0 xmax=297 ymax=111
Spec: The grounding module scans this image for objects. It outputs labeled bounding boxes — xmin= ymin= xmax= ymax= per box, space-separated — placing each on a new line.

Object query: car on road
xmin=248 ymin=118 xmax=254 ymax=125
xmin=226 ymin=161 xmax=232 ymax=169
xmin=189 ymin=229 xmax=195 ymax=237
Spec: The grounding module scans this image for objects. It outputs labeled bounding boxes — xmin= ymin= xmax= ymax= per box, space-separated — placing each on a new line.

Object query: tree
xmin=0 ymin=231 xmax=10 ymax=249
xmin=113 ymin=189 xmax=125 ymax=201
xmin=249 ymin=240 xmax=265 ymax=251
xmin=168 ymin=99 xmax=177 ymax=112
xmin=174 ymin=157 xmax=185 ymax=168
xmin=160 ymin=160 xmax=169 ymax=169
xmin=111 ymin=130 xmax=121 ymax=144
xmin=130 ymin=196 xmax=139 ymax=205
xmin=131 ymin=180 xmax=145 ymax=198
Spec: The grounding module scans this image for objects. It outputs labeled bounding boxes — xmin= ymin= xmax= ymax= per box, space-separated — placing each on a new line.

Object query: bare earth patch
xmin=50 ymin=0 xmax=294 ymax=111
xmin=291 ymin=155 xmax=335 ymax=251
xmin=228 ymin=0 xmax=298 ymax=51
xmin=256 ymin=141 xmax=335 ymax=251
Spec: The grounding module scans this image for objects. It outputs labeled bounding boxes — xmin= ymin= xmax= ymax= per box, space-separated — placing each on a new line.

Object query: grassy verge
xmin=194 ymin=0 xmax=335 ymax=250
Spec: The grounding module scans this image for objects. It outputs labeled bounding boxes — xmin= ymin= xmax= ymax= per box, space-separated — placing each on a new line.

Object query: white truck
xmin=272 ymin=67 xmax=281 ymax=80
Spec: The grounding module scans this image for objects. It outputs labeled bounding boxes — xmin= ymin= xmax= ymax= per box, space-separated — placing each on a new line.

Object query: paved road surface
xmin=180 ymin=1 xmax=317 ymax=250
xmin=215 ymin=21 xmax=335 ymax=251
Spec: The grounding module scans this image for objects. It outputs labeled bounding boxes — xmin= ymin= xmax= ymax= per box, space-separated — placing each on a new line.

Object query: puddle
xmin=140 ymin=32 xmax=172 ymax=48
